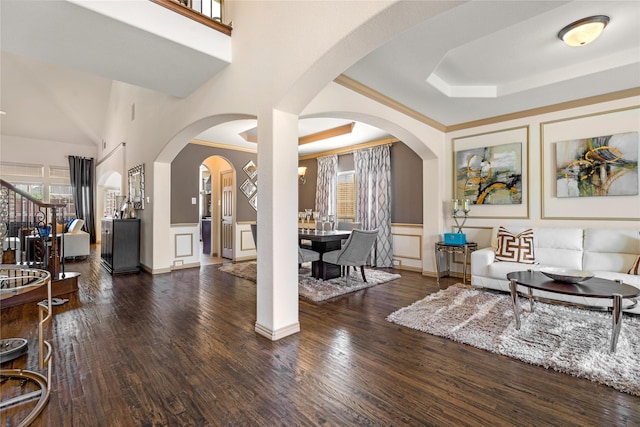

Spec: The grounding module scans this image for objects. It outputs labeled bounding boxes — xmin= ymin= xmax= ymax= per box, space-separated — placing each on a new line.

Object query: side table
xmin=435 ymin=241 xmax=477 ymax=286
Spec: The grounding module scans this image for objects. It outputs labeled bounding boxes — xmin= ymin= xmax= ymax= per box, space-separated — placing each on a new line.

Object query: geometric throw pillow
xmin=495 ymin=226 xmax=536 ymax=264
xmin=629 ymin=256 xmax=640 ymax=275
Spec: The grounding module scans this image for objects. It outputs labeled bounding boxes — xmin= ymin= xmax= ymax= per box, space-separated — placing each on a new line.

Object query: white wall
xmin=447 ymin=95 xmax=640 ymax=255
xmin=1 ymin=135 xmax=97 ymax=173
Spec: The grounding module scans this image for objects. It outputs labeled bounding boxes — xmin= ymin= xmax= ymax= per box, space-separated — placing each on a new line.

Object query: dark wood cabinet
xmin=101 ymin=218 xmax=140 ymax=274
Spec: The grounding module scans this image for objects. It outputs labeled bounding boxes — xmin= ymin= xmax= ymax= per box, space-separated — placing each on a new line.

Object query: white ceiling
xmin=344 ymin=0 xmax=640 ymax=127
xmin=1 ymin=1 xmax=638 ymax=154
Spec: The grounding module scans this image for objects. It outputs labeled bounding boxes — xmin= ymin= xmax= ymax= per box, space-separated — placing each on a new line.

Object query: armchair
xmin=61 ymin=219 xmax=90 ymax=258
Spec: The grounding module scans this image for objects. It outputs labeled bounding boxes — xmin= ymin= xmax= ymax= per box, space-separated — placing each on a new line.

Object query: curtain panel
xmin=354 ymin=145 xmax=393 ymax=267
xmin=68 ymin=156 xmax=96 ymax=243
xmin=315 ymin=154 xmax=338 ymax=216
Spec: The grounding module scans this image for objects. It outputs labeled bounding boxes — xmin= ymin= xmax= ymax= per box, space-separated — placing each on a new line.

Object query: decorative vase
xmin=124 ymin=201 xmax=136 ymax=219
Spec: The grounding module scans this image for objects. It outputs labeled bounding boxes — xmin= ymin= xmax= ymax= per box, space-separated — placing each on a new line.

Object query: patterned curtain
xmin=315 ymin=154 xmax=338 ymax=216
xmin=354 ymin=145 xmax=392 ymax=267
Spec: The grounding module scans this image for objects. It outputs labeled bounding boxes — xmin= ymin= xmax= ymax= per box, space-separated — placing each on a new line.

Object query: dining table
xmin=298 ymin=229 xmax=352 ymax=280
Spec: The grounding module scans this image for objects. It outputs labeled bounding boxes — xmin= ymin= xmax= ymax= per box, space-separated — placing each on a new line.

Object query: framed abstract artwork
xmin=541 ymin=106 xmax=640 ymax=220
xmin=555 ymin=131 xmax=638 ymax=198
xmin=452 ymin=126 xmax=529 ymax=219
xmin=455 ymin=142 xmax=522 ymax=205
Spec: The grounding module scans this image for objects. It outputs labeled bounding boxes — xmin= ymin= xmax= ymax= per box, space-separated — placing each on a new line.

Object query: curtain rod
xmin=96 ymin=142 xmax=126 ymax=166
xmin=66 ymin=155 xmax=95 ymax=160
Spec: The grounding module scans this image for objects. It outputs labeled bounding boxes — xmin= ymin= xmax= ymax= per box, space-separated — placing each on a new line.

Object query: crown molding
xmin=335 ymin=75 xmax=640 ymax=133
xmin=334 ymin=75 xmax=447 ymax=132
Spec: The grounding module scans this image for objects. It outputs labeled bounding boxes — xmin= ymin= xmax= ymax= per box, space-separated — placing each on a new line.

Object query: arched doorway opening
xmin=199 ymin=155 xmax=234 ymax=266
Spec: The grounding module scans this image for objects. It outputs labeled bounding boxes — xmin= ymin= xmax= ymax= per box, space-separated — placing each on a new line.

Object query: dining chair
xmin=298 ymin=247 xmax=320 ymax=265
xmin=337 ymin=221 xmax=361 ymax=231
xmin=321 ymin=229 xmax=378 ymax=284
xmin=336 ymin=221 xmax=361 ymax=246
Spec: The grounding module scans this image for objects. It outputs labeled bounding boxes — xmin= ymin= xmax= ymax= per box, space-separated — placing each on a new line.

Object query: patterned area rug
xmin=387 ymin=284 xmax=640 ymax=396
xmin=219 ymin=262 xmax=401 ymax=302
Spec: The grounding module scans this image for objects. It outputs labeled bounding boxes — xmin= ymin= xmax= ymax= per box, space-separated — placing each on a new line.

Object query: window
xmin=0 ymin=162 xmax=44 ymax=178
xmin=10 ymin=183 xmax=44 ymax=221
xmin=49 ymin=165 xmax=70 ymax=180
xmin=336 ymin=171 xmax=356 ymax=221
xmin=49 ymin=184 xmax=75 ymax=220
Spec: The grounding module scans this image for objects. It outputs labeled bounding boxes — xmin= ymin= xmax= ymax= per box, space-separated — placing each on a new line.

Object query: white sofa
xmin=471 ymin=227 xmax=640 ymax=314
xmin=61 ymin=219 xmax=90 ymax=258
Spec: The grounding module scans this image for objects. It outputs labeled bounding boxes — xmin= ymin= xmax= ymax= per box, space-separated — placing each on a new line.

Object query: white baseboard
xmin=255 ymin=321 xmax=300 ymax=341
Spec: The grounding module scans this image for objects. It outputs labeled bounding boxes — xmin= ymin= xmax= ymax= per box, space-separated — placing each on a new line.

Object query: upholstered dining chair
xmin=321 ymin=229 xmax=378 ymax=284
xmin=298 ymin=247 xmax=320 ymax=265
xmin=336 ymin=221 xmax=362 ymax=246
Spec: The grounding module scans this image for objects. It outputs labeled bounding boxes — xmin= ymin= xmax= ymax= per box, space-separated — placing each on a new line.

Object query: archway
xmin=200 ymin=155 xmax=235 ymax=266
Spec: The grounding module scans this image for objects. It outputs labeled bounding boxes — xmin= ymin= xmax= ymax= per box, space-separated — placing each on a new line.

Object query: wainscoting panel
xmin=169 ymin=224 xmax=200 ymax=270
xmin=391 ymin=224 xmax=423 ymax=272
xmin=235 ymin=222 xmax=257 ymax=261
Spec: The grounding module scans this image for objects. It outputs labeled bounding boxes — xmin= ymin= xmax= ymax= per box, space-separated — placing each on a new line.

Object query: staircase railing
xmin=0 ymin=179 xmax=67 ymax=279
xmin=150 ymin=0 xmax=231 ymax=35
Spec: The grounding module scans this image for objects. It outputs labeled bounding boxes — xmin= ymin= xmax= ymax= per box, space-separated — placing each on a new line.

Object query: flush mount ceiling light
xmin=558 ymin=15 xmax=609 ymax=46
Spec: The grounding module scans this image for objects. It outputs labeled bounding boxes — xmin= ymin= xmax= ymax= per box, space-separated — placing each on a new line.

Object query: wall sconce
xmin=452 ymin=198 xmax=470 ymax=233
xmin=298 ymin=166 xmax=307 ymax=185
xmin=558 ymin=15 xmax=609 ymax=46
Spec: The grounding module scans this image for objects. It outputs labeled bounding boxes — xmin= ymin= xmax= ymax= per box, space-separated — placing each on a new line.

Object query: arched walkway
xmin=150 ymin=2 xmax=454 ymax=340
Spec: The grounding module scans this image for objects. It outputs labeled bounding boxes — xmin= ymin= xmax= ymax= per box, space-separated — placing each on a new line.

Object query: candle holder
xmin=452 ymin=198 xmax=471 ymax=234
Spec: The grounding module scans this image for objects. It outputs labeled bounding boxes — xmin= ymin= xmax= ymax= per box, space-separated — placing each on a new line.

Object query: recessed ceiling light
xmin=558 ymin=15 xmax=609 ymax=46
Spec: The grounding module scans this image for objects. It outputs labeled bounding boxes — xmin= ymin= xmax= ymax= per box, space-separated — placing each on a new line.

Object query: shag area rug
xmin=219 ymin=262 xmax=400 ymax=302
xmin=387 ymin=284 xmax=640 ymax=396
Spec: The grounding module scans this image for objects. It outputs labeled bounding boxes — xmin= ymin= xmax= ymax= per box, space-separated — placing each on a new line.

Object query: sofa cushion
xmin=584 ymin=229 xmax=640 ymax=273
xmin=495 ymin=227 xmax=536 ymax=264
xmin=68 ymin=219 xmax=85 ymax=233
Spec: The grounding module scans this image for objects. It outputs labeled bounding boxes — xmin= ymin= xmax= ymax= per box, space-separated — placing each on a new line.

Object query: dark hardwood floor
xmin=2 ymin=247 xmax=638 ymax=426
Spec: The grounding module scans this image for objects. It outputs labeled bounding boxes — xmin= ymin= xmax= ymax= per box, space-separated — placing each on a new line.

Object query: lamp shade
xmin=558 ymin=15 xmax=609 ymax=46
xmin=298 ymin=166 xmax=307 ymax=177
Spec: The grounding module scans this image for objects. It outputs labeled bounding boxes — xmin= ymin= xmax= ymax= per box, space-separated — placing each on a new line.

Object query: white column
xmin=255 ymin=108 xmax=300 ymax=340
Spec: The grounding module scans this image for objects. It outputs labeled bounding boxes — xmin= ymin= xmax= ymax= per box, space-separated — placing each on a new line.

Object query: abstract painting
xmin=555 ymin=132 xmax=638 ymax=198
xmin=456 ymin=142 xmax=522 ymax=205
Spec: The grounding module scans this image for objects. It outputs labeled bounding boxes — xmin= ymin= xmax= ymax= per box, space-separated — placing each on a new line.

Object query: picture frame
xmin=240 ymin=179 xmax=257 ymax=198
xmin=541 ymin=106 xmax=640 ymax=220
xmin=128 ymin=163 xmax=145 ymax=210
xmin=243 ymin=160 xmax=257 ymax=180
xmin=249 ymin=194 xmax=257 ymax=211
xmin=452 ymin=126 xmax=529 ymax=219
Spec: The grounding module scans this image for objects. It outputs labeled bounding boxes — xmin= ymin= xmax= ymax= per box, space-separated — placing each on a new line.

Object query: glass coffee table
xmin=506 ymin=270 xmax=640 ymax=353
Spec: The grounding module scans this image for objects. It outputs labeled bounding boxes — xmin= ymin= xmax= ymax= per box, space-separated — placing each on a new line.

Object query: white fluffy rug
xmin=387 ymin=284 xmax=640 ymax=396
xmin=219 ymin=261 xmax=400 ymax=302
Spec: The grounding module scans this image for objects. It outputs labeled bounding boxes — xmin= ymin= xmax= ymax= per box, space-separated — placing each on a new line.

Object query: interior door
xmin=221 ymin=170 xmax=234 ymax=259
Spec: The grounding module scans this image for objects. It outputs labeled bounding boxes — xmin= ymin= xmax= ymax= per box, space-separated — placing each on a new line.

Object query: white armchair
xmin=62 ymin=219 xmax=90 ymax=258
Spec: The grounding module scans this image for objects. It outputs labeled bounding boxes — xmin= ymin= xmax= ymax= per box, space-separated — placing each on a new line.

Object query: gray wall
xmin=171 ymin=144 xmax=257 ymax=224
xmin=298 ymin=158 xmax=317 ymax=211
xmin=298 ymin=142 xmax=423 ymax=224
xmin=390 ymin=142 xmax=423 ymax=224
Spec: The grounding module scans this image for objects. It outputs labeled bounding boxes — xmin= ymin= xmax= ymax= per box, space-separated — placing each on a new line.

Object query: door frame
xmin=220 ymin=168 xmax=235 ymax=260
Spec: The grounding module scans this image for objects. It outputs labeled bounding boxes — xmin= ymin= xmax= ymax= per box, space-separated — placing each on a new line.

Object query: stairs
xmin=1 ymin=179 xmax=80 ymax=307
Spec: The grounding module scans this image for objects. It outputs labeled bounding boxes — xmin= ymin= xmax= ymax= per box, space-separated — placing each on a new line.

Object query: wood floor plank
xmin=1 ymin=248 xmax=639 ymax=426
